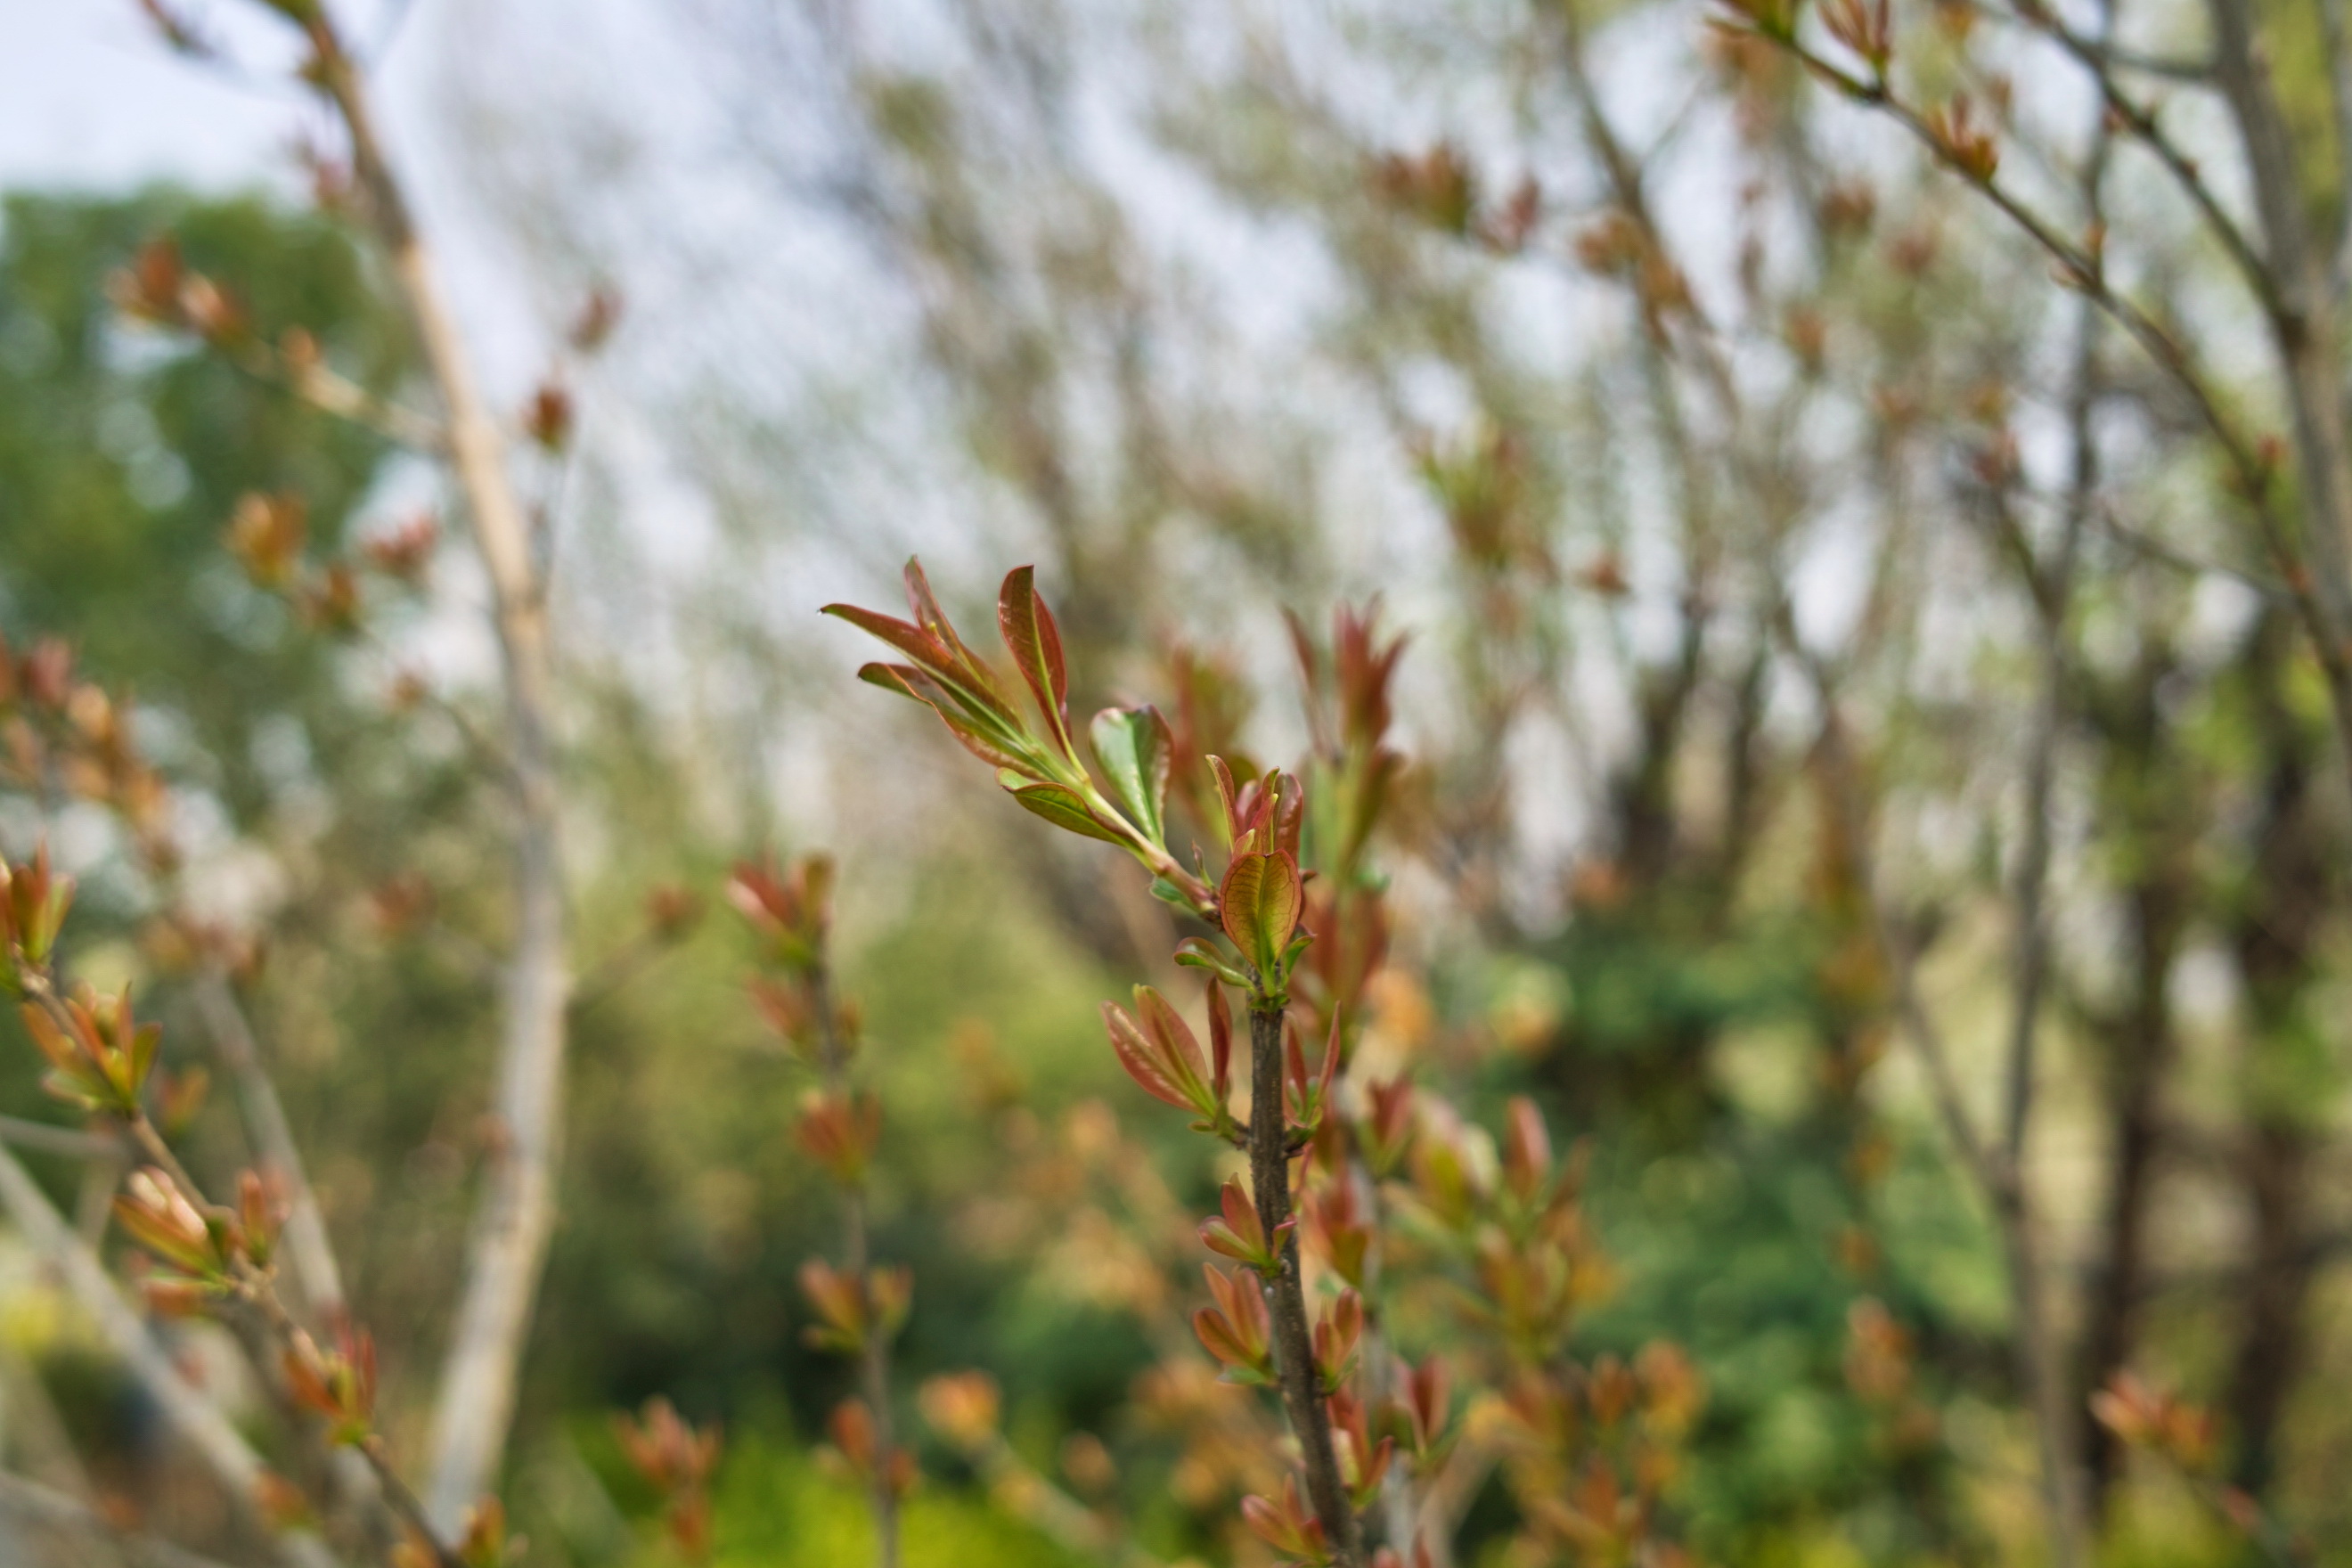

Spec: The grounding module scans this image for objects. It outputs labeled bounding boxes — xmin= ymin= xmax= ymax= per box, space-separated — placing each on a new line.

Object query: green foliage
xmin=699 ymin=1441 xmax=1090 ymax=1568
xmin=0 ymin=187 xmax=410 ymax=824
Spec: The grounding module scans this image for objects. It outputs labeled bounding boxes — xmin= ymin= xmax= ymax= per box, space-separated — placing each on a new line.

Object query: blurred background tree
xmin=8 ymin=0 xmax=2352 ymax=1562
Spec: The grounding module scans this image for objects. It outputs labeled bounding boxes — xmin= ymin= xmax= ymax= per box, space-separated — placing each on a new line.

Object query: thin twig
xmin=222 ymin=337 xmax=445 ymax=452
xmin=812 ymin=960 xmax=902 ymax=1568
xmin=0 ymin=1115 xmax=121 ymax=1162
xmin=192 ymin=968 xmax=347 ymax=1321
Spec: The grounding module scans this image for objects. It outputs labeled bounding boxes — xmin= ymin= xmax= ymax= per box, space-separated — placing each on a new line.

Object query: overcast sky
xmin=0 ymin=1 xmax=335 ymax=191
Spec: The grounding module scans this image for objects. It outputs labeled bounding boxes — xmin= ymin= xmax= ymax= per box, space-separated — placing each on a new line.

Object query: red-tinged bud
xmin=1406 ymin=1116 xmax=1484 ymax=1231
xmin=1923 ymin=94 xmax=2000 ymax=183
xmin=359 ymin=514 xmax=439 ymax=582
xmin=112 ymin=238 xmax=186 ymax=323
xmin=1471 ymin=1231 xmax=1576 ymax=1350
xmin=1199 ymin=1175 xmax=1289 ymax=1276
xmin=748 ymin=976 xmax=816 ymax=1052
xmin=796 ymin=1089 xmax=880 ymax=1185
xmin=829 ymin=1398 xmax=880 ymax=1474
xmin=138 ymin=1273 xmax=213 ymax=1319
xmin=253 ymin=1469 xmax=314 ymax=1531
xmin=278 ymin=325 xmax=320 ymax=375
xmin=368 ymin=872 xmax=434 ymax=937
xmin=667 ymin=1491 xmax=714 ymax=1562
xmin=1194 ymin=1263 xmax=1274 ymax=1385
xmin=283 ymin=1326 xmax=376 ymax=1446
xmin=1313 ymin=1289 xmax=1364 ymax=1394
xmin=726 ymin=854 xmax=834 ymax=971
xmin=615 ymin=1395 xmax=722 ymax=1557
xmin=615 ymin=1396 xmax=724 ymax=1492
xmin=918 ymin=1370 xmax=1001 ymax=1451
xmin=1371 ymin=1546 xmax=1435 ymax=1568
xmin=21 ymin=639 xmax=74 ymax=709
xmin=524 ymin=382 xmax=575 ymax=452
xmin=236 ymin=1169 xmax=283 ymax=1270
xmin=225 ymin=492 xmax=307 ymax=591
xmin=1328 ymin=1385 xmax=1392 ymax=1507
xmin=1589 ymin=1354 xmax=1639 ymax=1426
xmin=298 ymin=562 xmax=362 ymax=635
xmin=1240 ymin=1477 xmax=1330 ymax=1564
xmin=867 ymin=1264 xmax=913 ymax=1339
xmin=1284 ymin=1015 xmax=1343 ymax=1133
xmin=152 ymin=1063 xmax=210 ymax=1139
xmin=644 ymin=884 xmax=703 ymax=941
xmin=1372 ymin=143 xmax=1479 ymax=237
xmin=2089 ymin=1372 xmax=2217 ymax=1473
xmin=1360 ymin=1076 xmax=1414 ymax=1177
xmin=455 ymin=1496 xmax=517 ymax=1568
xmin=568 ymin=287 xmax=624 ymax=354
xmin=1503 ymin=1368 xmax=1578 ymax=1450
xmin=1101 ymin=986 xmax=1217 ymax=1119
xmin=179 ymin=272 xmax=249 ymax=342
xmin=1206 ymin=980 xmax=1233 ymax=1107
xmin=798 ymin=1257 xmax=869 ymax=1352
xmin=1303 ymin=1181 xmax=1370 ymax=1287
xmin=26 ymin=983 xmax=160 ymax=1115
xmin=1397 ymin=1352 xmax=1450 ymax=1458
xmin=0 ymin=842 xmax=75 ymax=986
xmin=1638 ymin=1340 xmax=1705 ymax=1438
xmin=1501 ymin=1096 xmax=1553 ymax=1204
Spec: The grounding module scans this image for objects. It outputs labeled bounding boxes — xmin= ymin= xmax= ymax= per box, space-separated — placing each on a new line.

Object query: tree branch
xmin=192 ymin=969 xmax=347 ymax=1323
xmin=0 ymin=1470 xmax=245 ymax=1568
xmin=0 ymin=1139 xmax=339 ymax=1568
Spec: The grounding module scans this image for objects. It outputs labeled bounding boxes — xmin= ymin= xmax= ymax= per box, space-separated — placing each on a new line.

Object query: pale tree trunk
xmin=304 ymin=17 xmax=573 ymax=1531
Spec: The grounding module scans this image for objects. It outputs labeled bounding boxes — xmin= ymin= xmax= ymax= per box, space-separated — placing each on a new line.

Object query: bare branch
xmin=0 ymin=1139 xmax=339 ymax=1568
xmin=0 ymin=1115 xmax=122 ymax=1162
xmin=0 ymin=1471 xmax=244 ymax=1568
xmin=192 ymin=969 xmax=347 ymax=1322
xmin=221 ymin=336 xmax=445 ymax=452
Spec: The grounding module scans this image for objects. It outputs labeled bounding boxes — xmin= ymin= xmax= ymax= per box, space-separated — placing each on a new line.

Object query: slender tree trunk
xmin=2078 ymin=660 xmax=2186 ymax=1511
xmin=306 ymin=24 xmax=575 ymax=1530
xmin=2228 ymin=1122 xmax=2315 ymax=1492
xmin=2223 ymin=615 xmax=2331 ymax=1493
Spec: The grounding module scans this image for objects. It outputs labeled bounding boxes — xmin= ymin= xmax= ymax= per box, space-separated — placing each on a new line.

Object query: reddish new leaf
xmin=997 ymin=566 xmax=1074 ymax=759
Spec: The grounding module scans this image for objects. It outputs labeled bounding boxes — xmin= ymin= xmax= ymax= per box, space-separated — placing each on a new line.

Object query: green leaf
xmin=1174 ymin=937 xmax=1252 ymax=989
xmin=1004 ymin=779 xmax=1129 ymax=845
xmin=1090 ymin=706 xmax=1172 ymax=847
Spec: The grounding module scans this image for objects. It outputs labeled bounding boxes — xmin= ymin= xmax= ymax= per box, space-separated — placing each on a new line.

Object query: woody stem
xmin=1247 ymin=1001 xmax=1362 ymax=1566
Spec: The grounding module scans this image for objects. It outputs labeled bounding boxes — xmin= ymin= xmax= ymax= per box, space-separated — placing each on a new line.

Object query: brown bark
xmin=2077 ymin=659 xmax=2188 ymax=1509
xmin=2222 ymin=616 xmax=2332 ymax=1493
xmin=1247 ymin=1004 xmax=1362 ymax=1567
